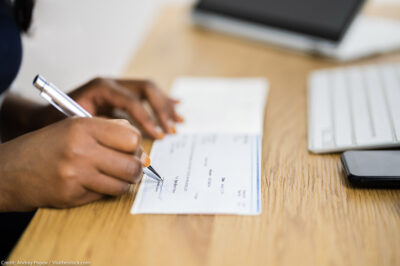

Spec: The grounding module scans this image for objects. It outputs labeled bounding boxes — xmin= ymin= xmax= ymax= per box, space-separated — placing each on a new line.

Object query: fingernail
xmin=171 ymin=98 xmax=181 ymax=104
xmin=158 ymin=132 xmax=165 ymax=139
xmin=140 ymin=153 xmax=151 ymax=168
xmin=169 ymin=125 xmax=176 ymax=134
xmin=176 ymin=115 xmax=184 ymax=123
xmin=168 ymin=121 xmax=176 ymax=134
xmin=156 ymin=127 xmax=164 ymax=139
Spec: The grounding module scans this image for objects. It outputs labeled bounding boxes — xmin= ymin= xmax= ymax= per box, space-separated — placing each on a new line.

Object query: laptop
xmin=192 ymin=0 xmax=400 ymax=61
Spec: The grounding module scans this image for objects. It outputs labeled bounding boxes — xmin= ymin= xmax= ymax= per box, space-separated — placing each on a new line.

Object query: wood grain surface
xmin=9 ymin=3 xmax=400 ymax=266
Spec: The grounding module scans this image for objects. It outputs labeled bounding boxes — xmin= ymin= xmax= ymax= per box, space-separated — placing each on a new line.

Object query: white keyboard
xmin=308 ymin=63 xmax=400 ymax=153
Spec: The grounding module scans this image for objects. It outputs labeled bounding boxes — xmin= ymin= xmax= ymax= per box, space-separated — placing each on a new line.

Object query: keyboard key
xmin=347 ymin=68 xmax=374 ymax=144
xmin=380 ymin=65 xmax=400 ymax=141
xmin=331 ymin=70 xmax=353 ymax=147
xmin=309 ymin=72 xmax=334 ymax=150
xmin=363 ymin=66 xmax=393 ymax=142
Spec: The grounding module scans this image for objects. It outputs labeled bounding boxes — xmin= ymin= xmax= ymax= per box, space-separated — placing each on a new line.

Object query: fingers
xmin=74 ymin=191 xmax=103 ymax=207
xmin=168 ymin=98 xmax=184 ymax=122
xmin=95 ymin=80 xmax=164 ymax=139
xmin=75 ymin=77 xmax=183 ymax=138
xmin=120 ymin=80 xmax=183 ymax=134
xmin=79 ymin=118 xmax=144 ymax=197
xmin=83 ymin=171 xmax=132 ymax=196
xmin=94 ymin=145 xmax=143 ymax=184
xmin=143 ymin=86 xmax=177 ymax=134
xmin=86 ymin=117 xmax=145 ymax=184
xmin=88 ymin=118 xmax=142 ymax=153
xmin=124 ymin=98 xmax=164 ymax=139
xmin=169 ymin=97 xmax=181 ymax=105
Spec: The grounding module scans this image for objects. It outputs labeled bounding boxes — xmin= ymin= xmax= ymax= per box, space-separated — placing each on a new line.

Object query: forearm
xmin=0 ymin=139 xmax=35 ymax=212
xmin=0 ymin=172 xmax=19 ymax=212
xmin=0 ymin=179 xmax=27 ymax=212
xmin=0 ymin=92 xmax=62 ymax=141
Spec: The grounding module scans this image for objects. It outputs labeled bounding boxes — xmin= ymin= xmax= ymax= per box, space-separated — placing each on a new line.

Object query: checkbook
xmin=131 ymin=77 xmax=269 ymax=215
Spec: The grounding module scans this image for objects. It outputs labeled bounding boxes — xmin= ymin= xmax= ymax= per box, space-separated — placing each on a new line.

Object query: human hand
xmin=1 ymin=78 xmax=182 ymax=141
xmin=0 ymin=117 xmax=144 ymax=211
xmin=67 ymin=78 xmax=183 ymax=139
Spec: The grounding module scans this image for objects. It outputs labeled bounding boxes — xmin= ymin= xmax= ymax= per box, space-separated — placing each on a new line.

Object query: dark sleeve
xmin=0 ymin=0 xmax=22 ymax=94
xmin=0 ymin=211 xmax=36 ymax=260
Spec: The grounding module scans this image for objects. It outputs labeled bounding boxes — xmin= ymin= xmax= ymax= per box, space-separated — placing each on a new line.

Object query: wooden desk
xmin=10 ymin=4 xmax=400 ymax=266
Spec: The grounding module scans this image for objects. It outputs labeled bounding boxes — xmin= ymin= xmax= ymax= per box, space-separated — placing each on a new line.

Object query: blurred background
xmin=12 ymin=0 xmax=399 ymax=100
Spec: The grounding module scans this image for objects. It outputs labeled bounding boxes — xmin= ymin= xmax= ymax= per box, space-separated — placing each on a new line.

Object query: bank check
xmin=131 ymin=77 xmax=268 ymax=215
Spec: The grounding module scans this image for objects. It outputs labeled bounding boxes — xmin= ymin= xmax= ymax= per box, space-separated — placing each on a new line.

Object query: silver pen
xmin=33 ymin=74 xmax=163 ymax=182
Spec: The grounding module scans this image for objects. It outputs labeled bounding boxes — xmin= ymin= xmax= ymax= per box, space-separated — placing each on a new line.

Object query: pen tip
xmin=147 ymin=165 xmax=163 ymax=182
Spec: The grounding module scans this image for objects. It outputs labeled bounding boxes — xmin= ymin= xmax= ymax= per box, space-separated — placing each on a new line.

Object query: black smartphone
xmin=341 ymin=150 xmax=400 ymax=188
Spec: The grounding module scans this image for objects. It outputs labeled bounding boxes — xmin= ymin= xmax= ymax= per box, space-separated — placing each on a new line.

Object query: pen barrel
xmin=33 ymin=75 xmax=92 ymax=118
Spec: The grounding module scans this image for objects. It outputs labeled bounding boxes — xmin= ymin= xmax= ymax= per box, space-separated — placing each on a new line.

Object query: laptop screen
xmin=195 ymin=0 xmax=365 ymax=42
